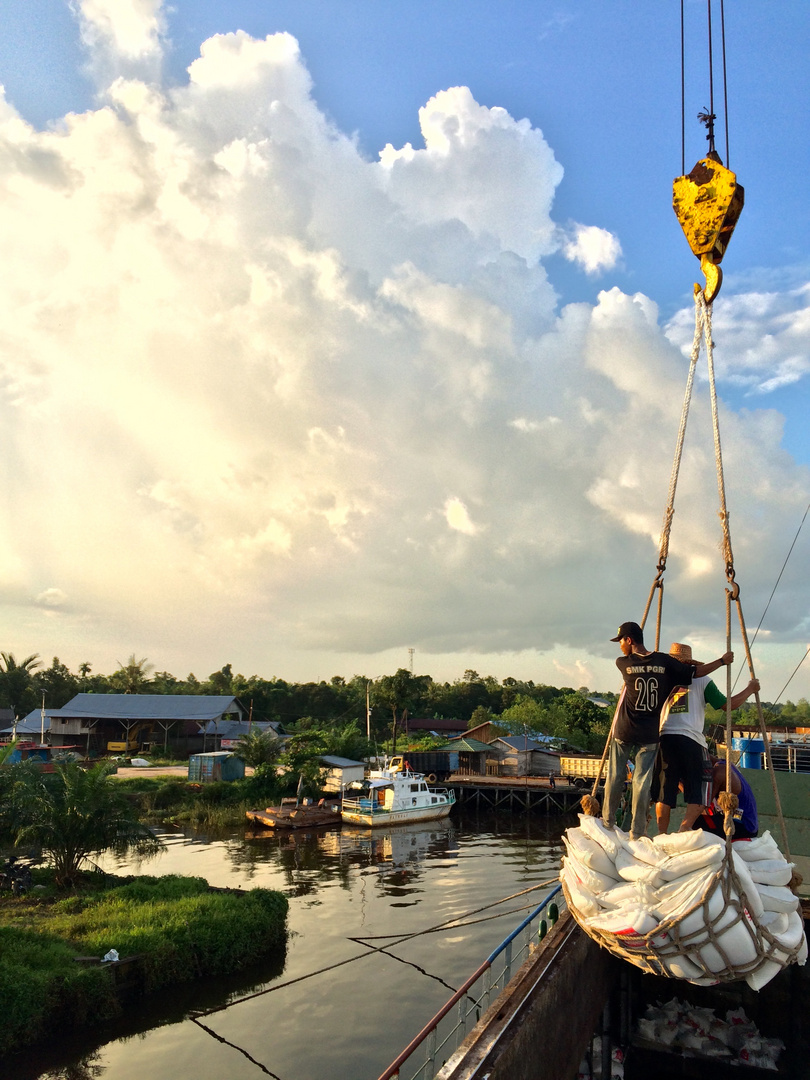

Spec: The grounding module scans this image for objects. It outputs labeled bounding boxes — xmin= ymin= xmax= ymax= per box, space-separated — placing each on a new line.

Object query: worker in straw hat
xmin=603 ymin=622 xmax=733 ymax=839
xmin=655 ymin=641 xmax=760 ymax=834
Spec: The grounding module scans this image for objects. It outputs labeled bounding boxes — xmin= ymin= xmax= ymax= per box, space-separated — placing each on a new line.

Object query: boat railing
xmin=341 ymin=795 xmax=385 ymax=812
xmin=376 ymin=882 xmax=565 ymax=1080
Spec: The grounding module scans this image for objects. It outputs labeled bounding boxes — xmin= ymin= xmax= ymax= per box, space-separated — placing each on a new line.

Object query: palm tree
xmin=109 ymin=654 xmax=154 ymax=694
xmin=235 ymin=729 xmax=283 ymax=770
xmin=14 ymin=761 xmax=162 ymax=886
xmin=0 ymin=652 xmax=42 ymax=718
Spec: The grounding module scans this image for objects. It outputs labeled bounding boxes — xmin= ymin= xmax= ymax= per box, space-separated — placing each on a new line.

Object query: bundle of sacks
xmin=561 ymin=816 xmax=807 ymax=990
xmin=636 ymin=999 xmax=785 ymax=1069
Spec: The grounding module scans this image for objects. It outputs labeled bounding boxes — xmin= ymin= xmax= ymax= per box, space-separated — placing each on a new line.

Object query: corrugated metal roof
xmin=495 ymin=735 xmax=561 ymax=752
xmin=1 ymin=711 xmax=60 ymax=735
xmin=55 ymin=694 xmax=243 ymax=722
xmin=445 ymin=736 xmax=491 ymax=753
xmin=493 ymin=726 xmax=571 ymax=749
xmin=320 ymin=755 xmax=365 ymax=768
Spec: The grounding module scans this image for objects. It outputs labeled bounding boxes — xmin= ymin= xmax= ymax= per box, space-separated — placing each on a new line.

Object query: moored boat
xmin=340 ymin=767 xmax=455 ymax=826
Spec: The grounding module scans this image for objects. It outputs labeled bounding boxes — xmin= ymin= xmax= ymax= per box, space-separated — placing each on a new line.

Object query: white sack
xmin=615 ymin=848 xmax=665 ymax=887
xmin=564 ymin=849 xmax=620 ymax=894
xmin=625 ymin=836 xmax=667 ymax=867
xmin=578 ymin=814 xmax=629 ymax=860
xmin=660 ymin=953 xmax=704 ymax=980
xmin=654 ymin=866 xmax=718 ymax=917
xmin=731 ymin=831 xmax=781 ymax=862
xmin=564 ymin=828 xmax=620 ymax=879
xmin=585 ymin=905 xmax=662 ymax=942
xmin=746 ymin=859 xmax=794 ymax=887
xmin=730 ymin=850 xmax=765 ymax=919
xmin=772 ymin=909 xmax=805 ymax=957
xmin=561 ymin=859 xmax=600 ymax=917
xmin=755 ymin=883 xmax=799 ymax=914
xmin=745 ymin=959 xmax=782 ymax=992
xmin=695 ymin=906 xmax=760 ymax=974
xmin=652 ymin=830 xmax=723 ymax=855
xmin=598 ymin=882 xmax=647 ymax=909
xmin=658 ymin=843 xmax=724 ymax=882
xmin=758 ymin=911 xmax=790 ymax=935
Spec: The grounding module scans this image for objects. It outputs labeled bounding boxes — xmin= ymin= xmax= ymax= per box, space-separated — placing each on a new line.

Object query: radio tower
xmin=408 ymin=648 xmax=415 ymax=672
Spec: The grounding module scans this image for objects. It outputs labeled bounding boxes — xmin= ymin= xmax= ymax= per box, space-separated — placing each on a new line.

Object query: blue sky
xmin=0 ymin=1 xmax=808 ymax=697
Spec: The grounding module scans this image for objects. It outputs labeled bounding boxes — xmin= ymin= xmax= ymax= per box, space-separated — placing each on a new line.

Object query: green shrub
xmin=193 ymin=781 xmax=241 ymax=806
xmin=99 ymin=874 xmax=209 ymax=903
xmin=150 ymin=782 xmax=188 ymax=810
xmin=28 ymin=875 xmax=289 ymax=992
xmin=0 ymin=927 xmax=118 ymax=1055
xmin=0 ymin=874 xmax=289 ymax=1053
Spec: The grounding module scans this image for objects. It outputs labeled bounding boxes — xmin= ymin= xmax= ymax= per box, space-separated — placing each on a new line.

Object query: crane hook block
xmin=673 ymin=152 xmax=744 ymax=303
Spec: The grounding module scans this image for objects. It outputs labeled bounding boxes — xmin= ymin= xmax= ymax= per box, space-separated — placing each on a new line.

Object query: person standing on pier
xmin=603 ymin=621 xmax=732 ymax=839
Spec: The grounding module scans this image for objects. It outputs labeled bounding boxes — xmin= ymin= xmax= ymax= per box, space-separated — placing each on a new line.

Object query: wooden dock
xmin=445 ymin=775 xmax=585 ymax=814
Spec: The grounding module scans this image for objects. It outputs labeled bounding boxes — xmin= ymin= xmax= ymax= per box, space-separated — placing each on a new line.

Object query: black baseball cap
xmin=610 ymin=621 xmax=644 ymax=643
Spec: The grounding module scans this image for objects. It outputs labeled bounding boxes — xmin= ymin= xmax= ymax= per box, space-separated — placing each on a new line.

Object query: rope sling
xmin=563 ymin=291 xmax=805 ymax=986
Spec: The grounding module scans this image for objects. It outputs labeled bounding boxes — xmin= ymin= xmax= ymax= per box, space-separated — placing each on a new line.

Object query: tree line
xmin=0 ymin=653 xmax=623 ymax=752
xmin=3 ymin=652 xmax=801 ymax=755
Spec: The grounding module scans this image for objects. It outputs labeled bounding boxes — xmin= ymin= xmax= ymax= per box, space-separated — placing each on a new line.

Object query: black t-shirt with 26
xmin=614 ymin=652 xmax=695 ymax=744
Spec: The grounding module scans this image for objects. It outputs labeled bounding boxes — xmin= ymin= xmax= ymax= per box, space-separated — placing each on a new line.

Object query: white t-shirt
xmin=659 ymin=674 xmax=721 ymax=748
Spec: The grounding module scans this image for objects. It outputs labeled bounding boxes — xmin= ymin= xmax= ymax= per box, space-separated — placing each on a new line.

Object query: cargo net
xmin=560 ymin=815 xmax=807 ymax=991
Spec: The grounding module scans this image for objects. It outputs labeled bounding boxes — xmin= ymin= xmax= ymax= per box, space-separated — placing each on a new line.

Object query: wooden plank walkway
xmin=445 ymin=775 xmax=585 ymax=814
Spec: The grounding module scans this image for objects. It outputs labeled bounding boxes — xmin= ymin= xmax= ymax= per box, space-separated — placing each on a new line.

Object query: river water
xmin=13 ymin=808 xmax=568 ymax=1080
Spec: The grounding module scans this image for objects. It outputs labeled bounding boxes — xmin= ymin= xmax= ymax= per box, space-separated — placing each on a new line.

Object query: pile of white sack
xmin=636 ymin=998 xmax=785 ymax=1069
xmin=561 ymin=815 xmax=807 ymax=990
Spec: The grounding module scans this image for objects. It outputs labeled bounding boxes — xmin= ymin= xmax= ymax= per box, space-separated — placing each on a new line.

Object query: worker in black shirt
xmin=602 ymin=621 xmax=732 ymax=838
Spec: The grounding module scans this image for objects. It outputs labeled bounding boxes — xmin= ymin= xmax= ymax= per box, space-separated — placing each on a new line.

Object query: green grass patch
xmin=113 ymin=774 xmax=284 ymax=826
xmin=0 ymin=926 xmax=119 ymax=1055
xmin=0 ymin=873 xmax=288 ymax=1056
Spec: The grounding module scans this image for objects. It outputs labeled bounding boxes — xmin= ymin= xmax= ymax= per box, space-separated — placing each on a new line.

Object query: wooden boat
xmin=245 ymin=799 xmax=341 ymax=830
xmin=340 ymin=767 xmax=455 ymax=827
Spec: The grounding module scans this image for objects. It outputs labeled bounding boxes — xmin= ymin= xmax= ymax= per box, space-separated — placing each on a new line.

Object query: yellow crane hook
xmin=673 ymin=149 xmax=744 ymax=304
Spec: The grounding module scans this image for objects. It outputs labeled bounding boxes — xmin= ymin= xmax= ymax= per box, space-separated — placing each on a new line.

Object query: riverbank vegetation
xmin=117 ymin=772 xmax=288 ymax=828
xmin=0 ymin=871 xmax=288 ymax=1056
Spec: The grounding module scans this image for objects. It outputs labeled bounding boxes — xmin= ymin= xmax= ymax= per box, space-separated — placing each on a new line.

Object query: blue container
xmin=187 ymin=751 xmax=245 ymax=783
xmin=732 ymin=736 xmax=765 ymax=770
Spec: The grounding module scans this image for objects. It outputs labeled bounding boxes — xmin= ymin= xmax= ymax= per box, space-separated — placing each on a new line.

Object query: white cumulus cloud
xmin=0 ymin=13 xmax=808 ymax=690
xmin=562 ymin=223 xmax=622 ymax=275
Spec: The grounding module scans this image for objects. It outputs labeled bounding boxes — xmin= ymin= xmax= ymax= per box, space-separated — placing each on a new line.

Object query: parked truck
xmin=388 ymin=752 xmax=460 ymax=782
xmin=559 ymin=755 xmax=606 ymax=789
xmin=559 ymin=755 xmax=631 ymax=789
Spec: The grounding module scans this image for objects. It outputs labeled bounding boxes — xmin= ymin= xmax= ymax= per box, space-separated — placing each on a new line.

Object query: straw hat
xmin=669 ymin=642 xmax=692 ymax=662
